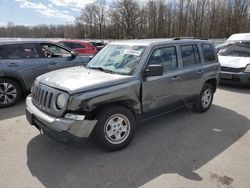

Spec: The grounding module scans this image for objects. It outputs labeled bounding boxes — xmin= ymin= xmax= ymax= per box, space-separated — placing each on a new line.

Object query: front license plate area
xmin=221 ymin=73 xmax=233 ymax=79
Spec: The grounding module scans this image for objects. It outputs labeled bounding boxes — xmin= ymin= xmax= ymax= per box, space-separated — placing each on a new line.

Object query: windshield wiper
xmin=87 ymin=66 xmax=114 ymax=74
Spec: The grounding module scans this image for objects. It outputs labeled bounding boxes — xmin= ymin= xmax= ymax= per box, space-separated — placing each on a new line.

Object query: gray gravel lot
xmin=0 ymin=85 xmax=250 ymax=188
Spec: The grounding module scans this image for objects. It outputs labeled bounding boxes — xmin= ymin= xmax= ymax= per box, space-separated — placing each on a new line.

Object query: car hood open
xmin=218 ymin=55 xmax=250 ymax=68
xmin=36 ymin=66 xmax=135 ymax=94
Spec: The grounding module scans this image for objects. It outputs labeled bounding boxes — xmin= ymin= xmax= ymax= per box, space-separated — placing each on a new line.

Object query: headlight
xmin=245 ymin=64 xmax=250 ymax=72
xmin=56 ymin=93 xmax=67 ymax=110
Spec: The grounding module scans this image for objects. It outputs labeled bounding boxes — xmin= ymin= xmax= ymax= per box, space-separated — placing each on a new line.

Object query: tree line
xmin=0 ymin=0 xmax=250 ymax=39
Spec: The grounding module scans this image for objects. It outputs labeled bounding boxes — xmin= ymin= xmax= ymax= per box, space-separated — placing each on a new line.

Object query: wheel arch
xmin=85 ymin=99 xmax=140 ymax=120
xmin=204 ymin=78 xmax=217 ymax=93
xmin=0 ymin=75 xmax=27 ymax=95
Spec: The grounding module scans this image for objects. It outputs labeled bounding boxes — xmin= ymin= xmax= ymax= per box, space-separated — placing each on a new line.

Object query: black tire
xmin=0 ymin=78 xmax=22 ymax=108
xmin=94 ymin=106 xmax=136 ymax=151
xmin=193 ymin=83 xmax=214 ymax=113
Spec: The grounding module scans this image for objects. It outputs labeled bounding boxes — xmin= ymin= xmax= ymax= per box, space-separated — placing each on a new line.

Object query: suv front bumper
xmin=220 ymin=71 xmax=250 ymax=85
xmin=26 ymin=95 xmax=97 ymax=142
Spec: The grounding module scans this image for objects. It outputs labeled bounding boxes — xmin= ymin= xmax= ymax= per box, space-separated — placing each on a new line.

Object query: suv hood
xmin=36 ymin=66 xmax=135 ymax=94
xmin=218 ymin=55 xmax=249 ymax=68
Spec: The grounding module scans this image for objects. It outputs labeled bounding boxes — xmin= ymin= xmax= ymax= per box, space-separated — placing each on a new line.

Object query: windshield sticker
xmin=124 ymin=50 xmax=142 ymax=56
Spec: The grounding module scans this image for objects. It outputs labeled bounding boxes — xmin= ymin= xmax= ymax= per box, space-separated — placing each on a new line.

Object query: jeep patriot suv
xmin=26 ymin=38 xmax=220 ymax=150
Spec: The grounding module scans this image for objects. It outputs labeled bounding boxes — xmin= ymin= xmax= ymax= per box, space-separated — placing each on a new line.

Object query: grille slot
xmin=221 ymin=66 xmax=244 ymax=73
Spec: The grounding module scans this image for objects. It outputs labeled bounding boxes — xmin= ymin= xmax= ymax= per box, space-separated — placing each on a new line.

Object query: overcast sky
xmin=0 ymin=0 xmax=97 ymax=26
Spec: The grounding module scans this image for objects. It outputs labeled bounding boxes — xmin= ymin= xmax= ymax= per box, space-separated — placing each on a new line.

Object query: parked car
xmin=218 ymin=33 xmax=250 ymax=85
xmin=0 ymin=40 xmax=90 ymax=107
xmin=89 ymin=41 xmax=106 ymax=51
xmin=26 ymin=38 xmax=220 ymax=151
xmin=59 ymin=40 xmax=97 ymax=56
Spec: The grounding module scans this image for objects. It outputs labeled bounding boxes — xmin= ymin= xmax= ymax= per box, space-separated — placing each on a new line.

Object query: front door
xmin=38 ymin=43 xmax=83 ymax=71
xmin=142 ymin=45 xmax=182 ymax=116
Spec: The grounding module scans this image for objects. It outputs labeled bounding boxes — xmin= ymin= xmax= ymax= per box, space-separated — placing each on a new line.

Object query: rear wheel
xmin=0 ymin=78 xmax=21 ymax=108
xmin=94 ymin=106 xmax=136 ymax=151
xmin=193 ymin=83 xmax=214 ymax=113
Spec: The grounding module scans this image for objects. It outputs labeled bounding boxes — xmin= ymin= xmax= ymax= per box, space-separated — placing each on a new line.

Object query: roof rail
xmin=173 ymin=37 xmax=208 ymax=40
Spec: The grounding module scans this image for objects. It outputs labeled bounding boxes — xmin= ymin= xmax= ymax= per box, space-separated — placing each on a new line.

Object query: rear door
xmin=175 ymin=44 xmax=203 ymax=103
xmin=38 ymin=43 xmax=84 ymax=71
xmin=1 ymin=43 xmax=49 ymax=90
xmin=0 ymin=45 xmax=5 ymax=77
xmin=200 ymin=43 xmax=219 ymax=79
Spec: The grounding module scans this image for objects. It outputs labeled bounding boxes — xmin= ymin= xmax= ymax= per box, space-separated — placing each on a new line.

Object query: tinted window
xmin=61 ymin=42 xmax=72 ymax=48
xmin=71 ymin=43 xmax=85 ymax=49
xmin=180 ymin=45 xmax=200 ymax=67
xmin=218 ymin=42 xmax=250 ymax=57
xmin=41 ymin=43 xmax=71 ymax=58
xmin=61 ymin=42 xmax=85 ymax=49
xmin=148 ymin=46 xmax=178 ymax=72
xmin=0 ymin=46 xmax=5 ymax=59
xmin=6 ymin=44 xmax=39 ymax=59
xmin=202 ymin=44 xmax=216 ymax=62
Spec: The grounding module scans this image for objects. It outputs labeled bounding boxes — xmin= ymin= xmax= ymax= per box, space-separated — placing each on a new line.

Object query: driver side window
xmin=41 ymin=43 xmax=71 ymax=58
xmin=148 ymin=46 xmax=178 ymax=72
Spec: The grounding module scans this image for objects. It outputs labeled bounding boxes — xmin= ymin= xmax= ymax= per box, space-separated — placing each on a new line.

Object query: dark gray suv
xmin=26 ymin=38 xmax=220 ymax=150
xmin=0 ymin=41 xmax=89 ymax=107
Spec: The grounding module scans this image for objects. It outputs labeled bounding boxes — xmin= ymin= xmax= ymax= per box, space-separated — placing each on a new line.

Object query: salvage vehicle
xmin=26 ymin=38 xmax=220 ymax=150
xmin=0 ymin=40 xmax=90 ymax=107
xmin=59 ymin=40 xmax=97 ymax=56
xmin=218 ymin=33 xmax=250 ymax=85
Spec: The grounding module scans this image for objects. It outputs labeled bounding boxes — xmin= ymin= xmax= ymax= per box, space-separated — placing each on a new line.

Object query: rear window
xmin=6 ymin=44 xmax=39 ymax=59
xmin=201 ymin=44 xmax=216 ymax=62
xmin=180 ymin=45 xmax=200 ymax=67
xmin=218 ymin=42 xmax=250 ymax=57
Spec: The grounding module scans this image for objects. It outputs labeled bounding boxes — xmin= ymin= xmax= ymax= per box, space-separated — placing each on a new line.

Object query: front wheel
xmin=0 ymin=78 xmax=21 ymax=108
xmin=94 ymin=106 xmax=136 ymax=151
xmin=193 ymin=83 xmax=214 ymax=113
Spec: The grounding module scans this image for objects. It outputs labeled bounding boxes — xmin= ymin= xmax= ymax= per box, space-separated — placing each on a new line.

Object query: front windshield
xmin=218 ymin=42 xmax=250 ymax=57
xmin=87 ymin=44 xmax=146 ymax=75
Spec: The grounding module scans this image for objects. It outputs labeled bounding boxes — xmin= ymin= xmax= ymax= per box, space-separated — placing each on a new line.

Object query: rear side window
xmin=180 ymin=45 xmax=200 ymax=67
xmin=6 ymin=44 xmax=39 ymax=59
xmin=148 ymin=46 xmax=178 ymax=72
xmin=61 ymin=42 xmax=85 ymax=49
xmin=201 ymin=44 xmax=216 ymax=62
xmin=71 ymin=43 xmax=85 ymax=49
xmin=0 ymin=46 xmax=5 ymax=59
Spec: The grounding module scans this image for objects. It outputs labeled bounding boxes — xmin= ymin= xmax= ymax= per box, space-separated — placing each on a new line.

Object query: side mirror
xmin=144 ymin=64 xmax=163 ymax=77
xmin=70 ymin=51 xmax=77 ymax=59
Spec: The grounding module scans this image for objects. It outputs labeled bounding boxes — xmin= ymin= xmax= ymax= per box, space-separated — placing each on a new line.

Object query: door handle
xmin=171 ymin=75 xmax=180 ymax=80
xmin=197 ymin=70 xmax=204 ymax=74
xmin=8 ymin=63 xmax=18 ymax=67
xmin=49 ymin=61 xmax=57 ymax=65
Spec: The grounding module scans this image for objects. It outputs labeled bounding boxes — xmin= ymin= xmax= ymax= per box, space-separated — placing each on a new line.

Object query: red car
xmin=59 ymin=40 xmax=97 ymax=55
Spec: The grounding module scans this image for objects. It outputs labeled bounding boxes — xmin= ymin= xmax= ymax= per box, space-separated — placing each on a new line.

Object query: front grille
xmin=221 ymin=66 xmax=244 ymax=73
xmin=32 ymin=84 xmax=54 ymax=112
xmin=31 ymin=82 xmax=68 ymax=117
